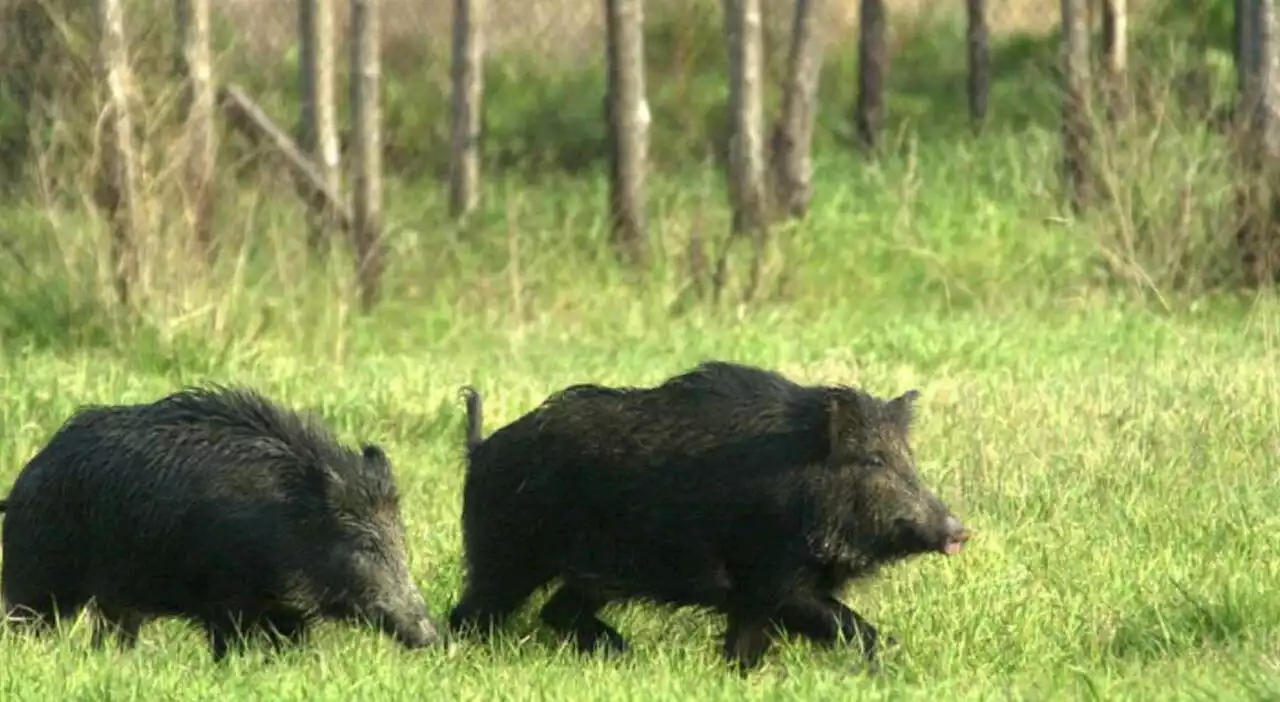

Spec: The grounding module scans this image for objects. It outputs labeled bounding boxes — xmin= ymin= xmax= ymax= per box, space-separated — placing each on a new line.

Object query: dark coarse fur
xmin=449 ymin=361 xmax=969 ymax=673
xmin=0 ymin=385 xmax=439 ymax=660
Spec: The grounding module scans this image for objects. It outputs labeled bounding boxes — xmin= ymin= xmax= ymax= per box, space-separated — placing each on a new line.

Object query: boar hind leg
xmin=202 ymin=611 xmax=262 ymax=662
xmin=91 ymin=605 xmax=145 ymax=651
xmin=721 ymin=612 xmax=772 ymax=675
xmin=538 ymin=581 xmax=626 ymax=655
xmin=257 ymin=612 xmax=309 ymax=652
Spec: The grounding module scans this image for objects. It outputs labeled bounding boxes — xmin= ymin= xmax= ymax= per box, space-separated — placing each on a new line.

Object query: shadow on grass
xmin=0 ymin=281 xmax=120 ymax=354
xmin=1106 ymin=582 xmax=1265 ymax=661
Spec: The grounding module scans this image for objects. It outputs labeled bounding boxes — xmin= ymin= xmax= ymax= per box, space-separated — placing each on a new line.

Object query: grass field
xmin=2 ymin=98 xmax=1280 ymax=699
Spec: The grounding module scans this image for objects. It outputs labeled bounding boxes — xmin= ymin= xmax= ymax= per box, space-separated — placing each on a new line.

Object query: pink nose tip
xmin=945 ymin=515 xmax=969 ymax=541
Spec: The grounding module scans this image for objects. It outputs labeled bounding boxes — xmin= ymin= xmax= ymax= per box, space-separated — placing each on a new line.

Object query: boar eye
xmin=864 ymin=454 xmax=886 ymax=467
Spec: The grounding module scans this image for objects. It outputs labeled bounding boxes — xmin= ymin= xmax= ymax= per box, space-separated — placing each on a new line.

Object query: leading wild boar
xmin=449 ymin=361 xmax=969 ymax=672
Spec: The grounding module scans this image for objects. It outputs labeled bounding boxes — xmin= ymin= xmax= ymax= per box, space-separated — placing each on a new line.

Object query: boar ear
xmin=824 ymin=392 xmax=866 ymax=459
xmin=361 ymin=443 xmax=393 ymax=477
xmin=886 ymin=389 xmax=920 ymax=430
xmin=362 ymin=443 xmax=387 ymax=464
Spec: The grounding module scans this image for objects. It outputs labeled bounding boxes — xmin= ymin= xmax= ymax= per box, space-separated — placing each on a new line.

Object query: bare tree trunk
xmin=1259 ymin=0 xmax=1280 ymax=282
xmin=604 ymin=0 xmax=649 ymax=266
xmin=1237 ymin=0 xmax=1250 ymax=107
xmin=717 ymin=0 xmax=767 ymax=302
xmin=1100 ymin=1 xmax=1127 ymax=80
xmin=1236 ymin=0 xmax=1280 ymax=284
xmin=967 ymin=0 xmax=989 ymax=133
xmin=1061 ymin=0 xmax=1094 ymax=213
xmin=94 ymin=0 xmax=139 ymax=305
xmin=769 ymin=0 xmax=825 ymax=220
xmin=175 ymin=0 xmax=216 ymax=262
xmin=449 ymin=0 xmax=486 ymax=221
xmin=852 ymin=0 xmax=887 ymax=154
xmin=1258 ymin=0 xmax=1280 ymax=158
xmin=350 ymin=0 xmax=385 ymax=311
xmin=0 ymin=1 xmax=55 ymax=190
xmin=1100 ymin=0 xmax=1128 ymax=120
xmin=299 ymin=0 xmax=342 ymax=254
xmin=1240 ymin=0 xmax=1262 ymax=125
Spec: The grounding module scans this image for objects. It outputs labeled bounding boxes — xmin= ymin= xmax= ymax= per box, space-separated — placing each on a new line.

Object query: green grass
xmin=2 ymin=131 xmax=1279 ymax=698
xmin=2 ymin=292 xmax=1278 ymax=700
xmin=1 ymin=6 xmax=1279 ymax=690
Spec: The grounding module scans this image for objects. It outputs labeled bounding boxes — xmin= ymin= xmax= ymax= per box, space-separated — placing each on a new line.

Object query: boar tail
xmin=459 ymin=386 xmax=484 ymax=458
xmin=0 ymin=499 xmax=7 ymax=512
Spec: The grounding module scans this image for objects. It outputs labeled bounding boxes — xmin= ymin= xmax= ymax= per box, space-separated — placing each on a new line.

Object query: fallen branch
xmin=217 ymin=83 xmax=352 ymax=233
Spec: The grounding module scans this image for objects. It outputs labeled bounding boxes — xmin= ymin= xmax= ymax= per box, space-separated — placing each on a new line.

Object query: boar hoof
xmin=575 ymin=626 xmax=628 ymax=656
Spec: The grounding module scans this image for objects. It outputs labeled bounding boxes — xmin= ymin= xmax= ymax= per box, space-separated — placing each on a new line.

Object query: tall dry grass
xmin=216 ymin=0 xmax=1115 ymax=64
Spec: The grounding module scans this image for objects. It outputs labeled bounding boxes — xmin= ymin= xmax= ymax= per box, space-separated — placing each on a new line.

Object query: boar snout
xmin=941 ymin=515 xmax=970 ymax=556
xmin=392 ymin=614 xmax=441 ymax=649
xmin=370 ymin=604 xmax=440 ymax=649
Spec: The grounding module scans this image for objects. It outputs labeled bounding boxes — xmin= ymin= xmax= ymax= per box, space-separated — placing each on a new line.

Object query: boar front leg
xmin=770 ymin=596 xmax=888 ymax=660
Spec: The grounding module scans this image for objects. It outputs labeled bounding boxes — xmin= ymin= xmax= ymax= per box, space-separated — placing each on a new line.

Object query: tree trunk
xmin=769 ymin=0 xmax=825 ymax=220
xmin=1240 ymin=0 xmax=1263 ymax=125
xmin=1100 ymin=0 xmax=1128 ymax=120
xmin=299 ymin=0 xmax=342 ymax=254
xmin=1259 ymin=0 xmax=1280 ymax=282
xmin=176 ymin=0 xmax=216 ymax=262
xmin=0 ymin=1 xmax=54 ymax=190
xmin=94 ymin=0 xmax=139 ymax=305
xmin=719 ymin=0 xmax=767 ymax=302
xmin=1235 ymin=0 xmax=1243 ymax=72
xmin=1060 ymin=0 xmax=1094 ymax=213
xmin=1258 ymin=0 xmax=1280 ymax=159
xmin=966 ymin=0 xmax=989 ymax=133
xmin=604 ymin=0 xmax=649 ymax=266
xmin=350 ymin=0 xmax=385 ymax=311
xmin=852 ymin=0 xmax=887 ymax=154
xmin=449 ymin=0 xmax=486 ymax=221
xmin=1236 ymin=0 xmax=1280 ymax=284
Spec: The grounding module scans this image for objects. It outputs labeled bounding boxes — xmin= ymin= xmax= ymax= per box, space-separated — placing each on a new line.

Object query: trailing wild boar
xmin=0 ymin=385 xmax=439 ymax=660
xmin=448 ymin=361 xmax=969 ymax=672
